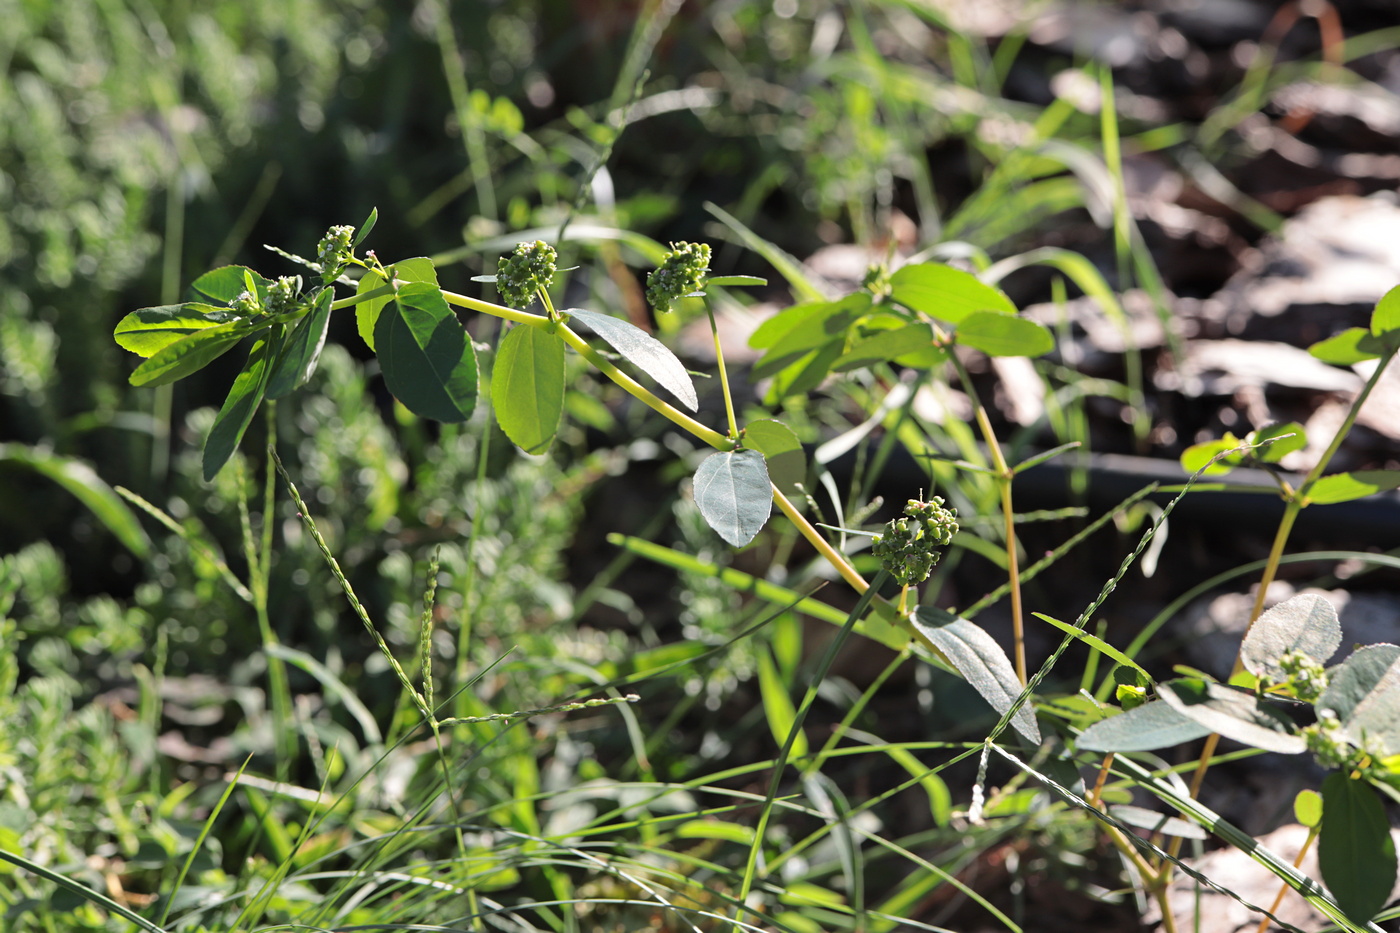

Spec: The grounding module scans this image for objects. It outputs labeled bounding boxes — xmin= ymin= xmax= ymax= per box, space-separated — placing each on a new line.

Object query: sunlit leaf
xmin=1309 ymin=327 xmax=1384 ymax=365
xmin=0 ymin=444 xmax=150 ymax=557
xmin=833 ymin=322 xmax=943 ymax=372
xmin=1307 ymin=471 xmax=1400 ymax=505
xmin=266 ymin=288 xmax=333 ymax=399
xmin=1240 ymin=593 xmax=1342 ymax=681
xmin=752 ymin=293 xmax=870 ymax=379
xmin=1075 ymin=699 xmax=1212 ymax=752
xmin=889 ymin=262 xmax=1016 ymax=325
xmin=375 ymin=282 xmax=478 ymax=423
xmin=114 ymin=304 xmax=239 ymax=358
xmin=911 ymin=606 xmax=1040 ymax=744
xmin=129 ymin=319 xmax=264 ymax=387
xmin=743 ymin=419 xmax=807 ymax=502
xmin=1157 ymin=678 xmax=1305 ymax=754
xmin=356 ymin=257 xmax=439 ymax=352
xmin=1369 ymin=283 xmax=1400 ymax=340
xmin=566 ymin=308 xmax=697 ymax=411
xmin=493 ymin=323 xmax=566 ymax=455
xmin=693 ymin=448 xmax=772 ymax=546
xmin=190 ymin=265 xmax=269 ymax=304
xmin=203 ymin=331 xmax=277 ymax=481
xmin=955 ymin=310 xmax=1054 ymax=357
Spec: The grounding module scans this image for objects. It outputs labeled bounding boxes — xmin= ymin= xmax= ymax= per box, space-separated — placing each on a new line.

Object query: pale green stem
xmin=707 ymin=302 xmax=740 ymax=439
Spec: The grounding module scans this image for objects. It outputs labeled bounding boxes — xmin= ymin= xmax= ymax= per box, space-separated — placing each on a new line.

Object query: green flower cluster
xmin=317 ymin=224 xmax=356 ymax=284
xmin=871 ymin=496 xmax=959 ymax=586
xmin=646 ymin=241 xmax=710 ymax=313
xmin=497 ymin=240 xmax=557 ymax=309
xmin=1278 ymin=650 xmax=1328 ymax=703
xmin=266 ymin=276 xmax=301 ymax=316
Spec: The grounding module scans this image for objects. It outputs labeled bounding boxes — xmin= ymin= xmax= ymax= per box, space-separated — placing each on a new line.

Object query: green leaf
xmin=376 ymin=282 xmax=478 ymax=423
xmin=1319 ymin=645 xmax=1400 ymax=727
xmin=1252 ymin=422 xmax=1307 ymax=463
xmin=1031 ymin=613 xmax=1149 ymax=678
xmin=1310 ymin=327 xmax=1385 ymax=365
xmin=356 ymin=257 xmax=439 ymax=352
xmin=566 ymin=308 xmax=698 ymax=411
xmin=1240 ymin=593 xmax=1342 ymax=681
xmin=1179 ymin=435 xmax=1244 ymax=476
xmin=749 ymin=301 xmax=825 ymax=350
xmin=266 ymin=288 xmax=333 ymax=399
xmin=833 ymin=322 xmax=943 ymax=372
xmin=1156 ymin=678 xmax=1306 ymax=754
xmin=751 ymin=293 xmax=871 ymax=380
xmin=693 ymin=448 xmax=772 ymax=547
xmin=203 ymin=332 xmax=277 ymax=481
xmin=114 ymin=304 xmax=239 ymax=358
xmin=1075 ymin=699 xmax=1213 ymax=752
xmin=888 ymin=262 xmax=1016 ymax=325
xmin=493 ymin=323 xmax=566 ymax=455
xmin=705 ymin=275 xmax=767 ymax=287
xmin=1307 ymin=471 xmax=1400 ymax=505
xmin=743 ymin=419 xmax=807 ymax=503
xmin=1320 ymin=773 xmax=1397 ymax=924
xmin=0 ymin=444 xmax=150 ymax=557
xmin=190 ymin=265 xmax=268 ymax=304
xmin=353 ymin=206 xmax=378 ymax=248
xmin=955 ymin=310 xmax=1054 ymax=357
xmin=757 ymin=649 xmax=809 ymax=758
xmin=129 ymin=319 xmax=263 ymax=387
xmin=1369 ymin=283 xmax=1400 ymax=339
xmin=763 ymin=340 xmax=846 ymax=405
xmin=911 ymin=606 xmax=1040 ymax=744
xmin=1295 ymin=788 xmax=1323 ymax=828
xmin=1322 ymin=646 xmax=1400 ymax=757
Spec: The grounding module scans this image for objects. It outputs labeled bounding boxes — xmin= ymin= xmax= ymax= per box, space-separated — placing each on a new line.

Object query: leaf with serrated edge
xmin=357 ymin=257 xmax=438 ymax=352
xmin=912 ymin=606 xmax=1040 ymax=743
xmin=1157 ymin=678 xmax=1305 ymax=754
xmin=493 ymin=323 xmax=566 ymax=455
xmin=1076 ymin=699 xmax=1212 ymax=752
xmin=956 ymin=310 xmax=1054 ymax=357
xmin=129 ymin=319 xmax=263 ymax=387
xmin=566 ymin=308 xmax=698 ymax=411
xmin=375 ymin=282 xmax=477 ymax=423
xmin=1241 ymin=593 xmax=1342 ymax=682
xmin=1320 ymin=773 xmax=1397 ymax=924
xmin=203 ymin=332 xmax=276 ymax=481
xmin=693 ymin=449 xmax=772 ymax=547
xmin=115 ymin=304 xmax=239 ymax=358
xmin=266 ymin=288 xmax=333 ymax=399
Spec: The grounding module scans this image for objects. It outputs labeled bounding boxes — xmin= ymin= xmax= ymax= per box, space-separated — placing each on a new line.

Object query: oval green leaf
xmin=752 ymin=293 xmax=871 ymax=379
xmin=1241 ymin=593 xmax=1342 ymax=681
xmin=705 ymin=275 xmax=767 ymax=287
xmin=1076 ymin=699 xmax=1213 ymax=752
xmin=743 ymin=419 xmax=807 ymax=502
xmin=129 ymin=319 xmax=263 ymax=387
xmin=911 ymin=606 xmax=1040 ymax=744
xmin=266 ymin=288 xmax=333 ymax=399
xmin=1309 ymin=327 xmax=1385 ymax=365
xmin=1319 ymin=773 xmax=1397 ymax=924
xmin=493 ymin=323 xmax=566 ymax=455
xmin=889 ymin=262 xmax=1016 ymax=325
xmin=1179 ymin=436 xmax=1244 ymax=476
xmin=566 ymin=308 xmax=697 ymax=411
xmin=190 ymin=265 xmax=269 ymax=304
xmin=1295 ymin=788 xmax=1323 ymax=828
xmin=693 ymin=448 xmax=772 ymax=547
xmin=1250 ymin=422 xmax=1307 ymax=463
xmin=203 ymin=331 xmax=278 ymax=481
xmin=833 ymin=322 xmax=942 ymax=372
xmin=114 ymin=304 xmax=239 ymax=358
xmin=357 ymin=257 xmax=439 ymax=352
xmin=375 ymin=282 xmax=478 ymax=423
xmin=955 ymin=310 xmax=1055 ymax=358
xmin=1369 ymin=283 xmax=1400 ymax=339
xmin=1307 ymin=470 xmax=1400 ymax=505
xmin=1157 ymin=678 xmax=1305 ymax=754
xmin=1318 ymin=644 xmax=1400 ymax=727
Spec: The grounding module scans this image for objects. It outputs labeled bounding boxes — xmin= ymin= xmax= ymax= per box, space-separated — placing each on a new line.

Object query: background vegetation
xmin=3 ymin=1 xmax=1399 ymax=930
